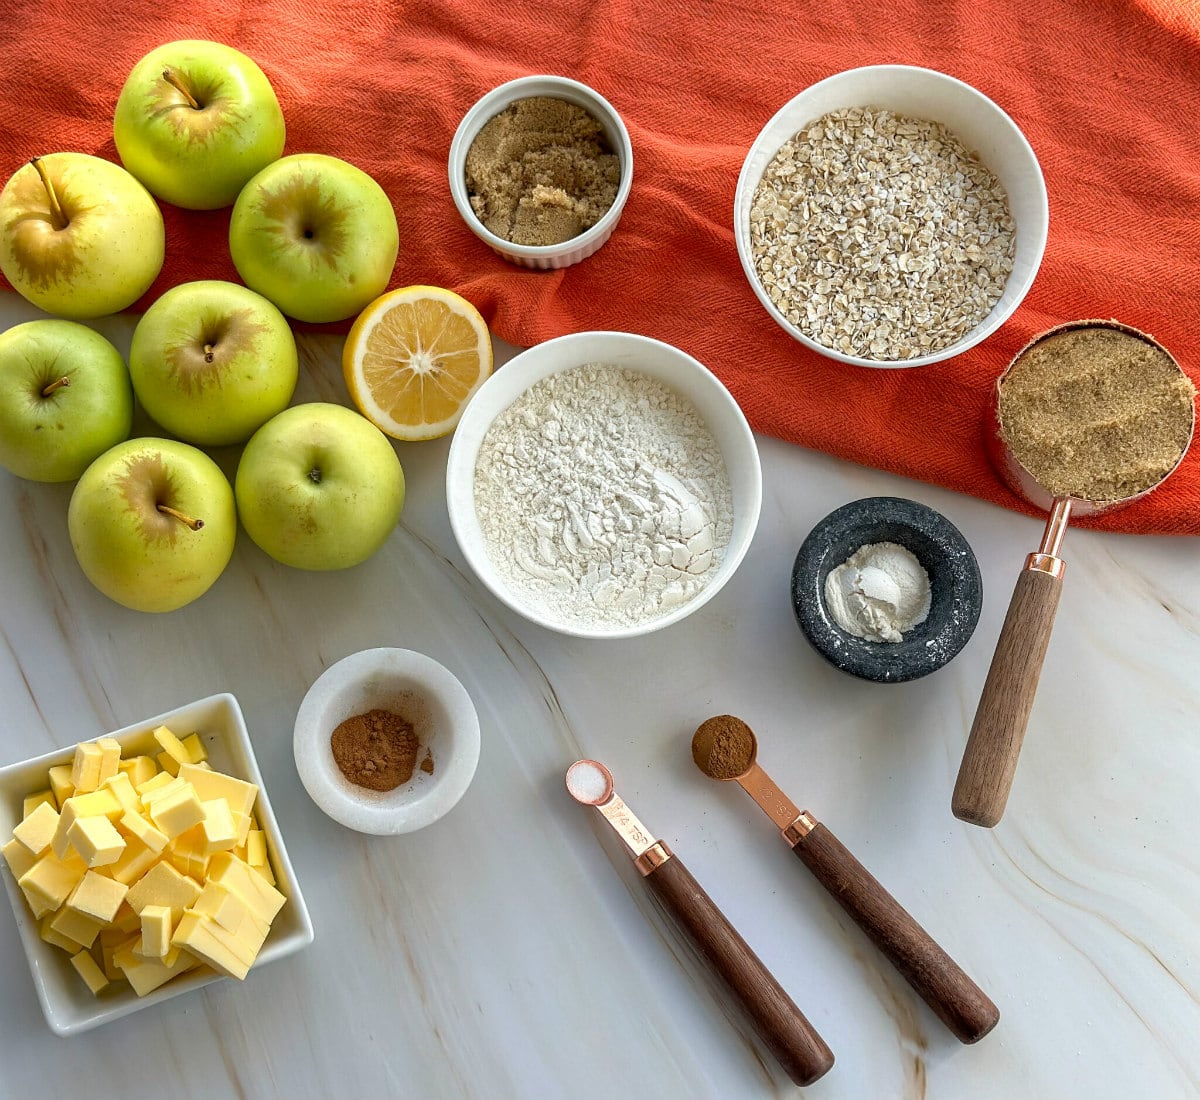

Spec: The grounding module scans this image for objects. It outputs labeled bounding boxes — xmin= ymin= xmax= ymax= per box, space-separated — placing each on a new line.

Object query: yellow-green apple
xmin=68 ymin=437 xmax=236 ymax=612
xmin=235 ymin=402 xmax=404 ymax=570
xmin=0 ymin=320 xmax=133 ymax=482
xmin=228 ymin=154 xmax=398 ymax=323
xmin=0 ymin=153 xmax=165 ymax=319
xmin=113 ymin=40 xmax=286 ymax=210
xmin=129 ymin=280 xmax=298 ymax=446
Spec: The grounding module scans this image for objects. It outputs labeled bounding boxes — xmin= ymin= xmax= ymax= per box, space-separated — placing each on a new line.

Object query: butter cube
xmin=135 ymin=771 xmax=174 ymax=798
xmin=139 ymin=904 xmax=172 ymax=958
xmin=48 ymin=765 xmax=74 ymax=809
xmin=156 ymin=751 xmax=180 ymax=777
xmin=13 ymin=800 xmax=60 ymax=856
xmin=119 ymin=756 xmax=158 ymax=787
xmin=51 ymin=905 xmax=104 ymax=949
xmin=22 ymin=790 xmax=55 ymax=817
xmin=19 ymin=850 xmax=87 ymax=911
xmin=166 ymin=824 xmax=208 ymax=877
xmin=119 ymin=810 xmax=169 ymax=855
xmin=67 ymin=815 xmax=126 ymax=868
xmin=140 ymin=775 xmax=186 ymax=808
xmin=207 ymin=852 xmax=285 ymax=923
xmin=95 ymin=737 xmax=122 ymax=784
xmin=102 ymin=771 xmax=140 ymax=815
xmin=111 ymin=901 xmax=141 ymax=933
xmin=70 ymin=949 xmax=110 ymax=995
xmin=70 ymin=742 xmax=104 ymax=793
xmin=67 ymin=870 xmax=129 ymax=924
xmin=245 ymin=830 xmax=267 ymax=869
xmin=113 ymin=940 xmax=198 ymax=996
xmin=125 ymin=861 xmax=201 ymax=921
xmin=2 ymin=837 xmax=37 ymax=880
xmin=149 ymin=783 xmax=205 ymax=840
xmin=179 ymin=763 xmax=257 ymax=819
xmin=100 ymin=929 xmax=138 ymax=980
xmin=181 ymin=734 xmax=207 ymax=764
xmin=200 ymin=799 xmax=238 ymax=855
xmin=108 ymin=833 xmax=159 ymax=887
xmin=52 ymin=789 xmax=123 ymax=858
xmin=40 ymin=911 xmax=87 ymax=953
xmin=231 ymin=810 xmax=252 ymax=848
xmin=153 ymin=725 xmax=191 ymax=766
xmin=171 ymin=911 xmax=253 ymax=979
xmin=191 ymin=880 xmax=259 ymax=937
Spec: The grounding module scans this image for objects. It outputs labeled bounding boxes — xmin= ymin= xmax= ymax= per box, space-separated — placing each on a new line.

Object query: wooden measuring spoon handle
xmin=792 ymin=823 xmax=1000 ymax=1044
xmin=645 ymin=856 xmax=834 ymax=1086
xmin=954 ymin=567 xmax=1063 ymax=828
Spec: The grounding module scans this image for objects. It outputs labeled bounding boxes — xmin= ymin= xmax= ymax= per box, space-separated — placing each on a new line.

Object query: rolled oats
xmin=749 ymin=107 xmax=1016 ymax=361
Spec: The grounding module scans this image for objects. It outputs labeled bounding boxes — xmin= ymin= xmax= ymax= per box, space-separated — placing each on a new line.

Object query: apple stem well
xmin=30 ymin=157 xmax=68 ymax=230
xmin=41 ymin=376 xmax=71 ymax=397
xmin=156 ymin=505 xmax=204 ymax=531
xmin=161 ymin=69 xmax=201 ymax=110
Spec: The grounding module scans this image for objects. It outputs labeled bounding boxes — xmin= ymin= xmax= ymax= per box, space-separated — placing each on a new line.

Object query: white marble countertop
xmin=1 ymin=295 xmax=1197 ymax=1100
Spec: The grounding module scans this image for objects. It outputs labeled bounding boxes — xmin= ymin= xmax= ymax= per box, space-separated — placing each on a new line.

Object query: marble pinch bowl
xmin=448 ymin=74 xmax=634 ymax=269
xmin=791 ymin=497 xmax=982 ymax=683
xmin=0 ymin=693 xmax=313 ymax=1036
xmin=293 ymin=648 xmax=480 ymax=836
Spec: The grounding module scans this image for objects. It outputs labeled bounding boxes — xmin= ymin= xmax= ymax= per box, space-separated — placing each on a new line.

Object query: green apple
xmin=113 ymin=39 xmax=286 ymax=210
xmin=68 ymin=437 xmax=236 ymax=612
xmin=0 ymin=153 xmax=165 ymax=319
xmin=228 ymin=154 xmax=398 ymax=323
xmin=129 ymin=280 xmax=298 ymax=447
xmin=0 ymin=320 xmax=133 ymax=482
xmin=235 ymin=403 xmax=404 ymax=570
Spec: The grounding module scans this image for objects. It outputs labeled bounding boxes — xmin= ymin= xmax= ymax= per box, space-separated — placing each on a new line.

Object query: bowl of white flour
xmin=446 ymin=331 xmax=762 ymax=638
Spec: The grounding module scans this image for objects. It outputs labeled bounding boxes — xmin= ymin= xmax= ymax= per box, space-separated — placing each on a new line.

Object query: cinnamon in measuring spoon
xmin=331 ymin=708 xmax=434 ymax=792
xmin=691 ymin=715 xmax=756 ymax=781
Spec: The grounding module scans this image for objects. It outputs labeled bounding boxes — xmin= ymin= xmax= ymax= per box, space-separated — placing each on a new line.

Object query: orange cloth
xmin=1 ymin=0 xmax=1197 ymax=533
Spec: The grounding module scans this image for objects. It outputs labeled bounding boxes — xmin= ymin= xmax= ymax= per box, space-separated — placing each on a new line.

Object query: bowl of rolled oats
xmin=734 ymin=65 xmax=1048 ymax=368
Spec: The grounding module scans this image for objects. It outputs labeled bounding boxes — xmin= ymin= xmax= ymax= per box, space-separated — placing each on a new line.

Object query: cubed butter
xmin=22 ymin=790 xmax=55 ymax=817
xmin=125 ymin=860 xmax=201 ymax=921
xmin=47 ymin=765 xmax=74 ymax=809
xmin=67 ymin=870 xmax=129 ymax=923
xmin=19 ymin=849 xmax=88 ymax=911
xmin=113 ymin=940 xmax=198 ymax=996
xmin=200 ymin=799 xmax=238 ymax=855
xmin=102 ymin=771 xmax=140 ymax=814
xmin=119 ymin=809 xmax=169 ymax=855
xmin=111 ymin=901 xmax=142 ymax=934
xmin=171 ymin=911 xmax=253 ymax=979
xmin=99 ymin=929 xmax=138 ymax=981
xmin=179 ymin=764 xmax=257 ymax=819
xmin=207 ymin=852 xmax=285 ymax=923
xmin=108 ymin=833 xmax=159 ymax=886
xmin=70 ymin=742 xmax=104 ymax=793
xmin=2 ymin=837 xmax=37 ymax=880
xmin=139 ymin=904 xmax=172 ymax=958
xmin=140 ymin=775 xmax=186 ymax=807
xmin=119 ymin=756 xmax=158 ymax=787
xmin=135 ymin=771 xmax=174 ymax=798
xmin=40 ymin=911 xmax=87 ymax=953
xmin=13 ymin=800 xmax=60 ymax=856
xmin=70 ymin=949 xmax=110 ymax=994
xmin=50 ymin=905 xmax=104 ymax=949
xmin=153 ymin=725 xmax=192 ymax=766
xmin=149 ymin=783 xmax=205 ymax=840
xmin=156 ymin=751 xmax=180 ymax=777
xmin=52 ymin=789 xmax=123 ymax=858
xmin=181 ymin=734 xmax=207 ymax=764
xmin=67 ymin=815 xmax=126 ymax=868
xmin=95 ymin=737 xmax=122 ymax=785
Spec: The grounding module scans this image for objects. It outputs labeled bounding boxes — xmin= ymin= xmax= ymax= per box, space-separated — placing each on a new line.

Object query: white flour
xmin=473 ymin=363 xmax=734 ymax=629
xmin=824 ymin=541 xmax=931 ymax=643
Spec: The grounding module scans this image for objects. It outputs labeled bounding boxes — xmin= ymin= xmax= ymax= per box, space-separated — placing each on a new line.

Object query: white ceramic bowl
xmin=734 ymin=64 xmax=1049 ymax=369
xmin=446 ymin=331 xmax=763 ymax=639
xmin=448 ymin=74 xmax=634 ymax=269
xmin=0 ymin=693 xmax=313 ymax=1036
xmin=293 ymin=649 xmax=480 ymax=835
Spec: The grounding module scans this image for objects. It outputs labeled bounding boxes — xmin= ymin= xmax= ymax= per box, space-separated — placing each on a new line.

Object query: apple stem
xmin=157 ymin=504 xmax=204 ymax=531
xmin=41 ymin=376 xmax=71 ymax=397
xmin=203 ymin=343 xmax=215 ymax=363
xmin=30 ymin=157 xmax=68 ymax=230
xmin=162 ymin=69 xmax=201 ymax=110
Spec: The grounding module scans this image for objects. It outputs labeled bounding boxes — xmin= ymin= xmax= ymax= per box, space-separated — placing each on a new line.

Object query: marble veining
xmin=0 ymin=295 xmax=1198 ymax=1098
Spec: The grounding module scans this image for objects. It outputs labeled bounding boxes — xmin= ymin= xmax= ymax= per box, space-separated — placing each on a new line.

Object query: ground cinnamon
xmin=330 ymin=708 xmax=432 ymax=792
xmin=691 ymin=715 xmax=757 ymax=781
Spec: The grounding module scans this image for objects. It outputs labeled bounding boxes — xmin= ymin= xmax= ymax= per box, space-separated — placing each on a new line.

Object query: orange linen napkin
xmin=2 ymin=0 xmax=1198 ymax=533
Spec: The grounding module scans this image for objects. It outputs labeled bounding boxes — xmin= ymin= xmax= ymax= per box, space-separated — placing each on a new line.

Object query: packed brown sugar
xmin=465 ymin=96 xmax=619 ymax=247
xmin=998 ymin=326 xmax=1195 ymax=502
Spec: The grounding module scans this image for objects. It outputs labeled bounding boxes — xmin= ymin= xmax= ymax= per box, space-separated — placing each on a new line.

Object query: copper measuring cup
xmin=953 ymin=320 xmax=1195 ymax=828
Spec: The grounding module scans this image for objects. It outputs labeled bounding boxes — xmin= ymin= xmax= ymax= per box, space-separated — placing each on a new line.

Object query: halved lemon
xmin=342 ymin=285 xmax=493 ymax=441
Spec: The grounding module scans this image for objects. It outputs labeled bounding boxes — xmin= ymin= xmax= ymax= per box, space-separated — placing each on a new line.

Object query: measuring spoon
xmin=565 ymin=759 xmax=834 ymax=1087
xmin=691 ymin=717 xmax=1000 ymax=1045
xmin=954 ymin=320 xmax=1195 ymax=828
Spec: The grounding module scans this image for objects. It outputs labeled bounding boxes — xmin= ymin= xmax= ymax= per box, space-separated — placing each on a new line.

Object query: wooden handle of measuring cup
xmin=645 ymin=855 xmax=835 ymax=1086
xmin=793 ymin=822 xmax=1000 ymax=1044
xmin=954 ymin=567 xmax=1063 ymax=828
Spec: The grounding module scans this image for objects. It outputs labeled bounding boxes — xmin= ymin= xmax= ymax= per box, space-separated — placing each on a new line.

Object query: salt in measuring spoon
xmin=564 ymin=759 xmax=834 ymax=1087
xmin=691 ymin=717 xmax=1000 ymax=1044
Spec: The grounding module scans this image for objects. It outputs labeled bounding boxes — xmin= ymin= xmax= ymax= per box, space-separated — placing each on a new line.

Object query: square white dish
xmin=0 ymin=692 xmax=314 ymax=1036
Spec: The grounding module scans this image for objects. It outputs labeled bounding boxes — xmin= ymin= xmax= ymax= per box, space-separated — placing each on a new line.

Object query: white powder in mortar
xmin=473 ymin=363 xmax=734 ymax=629
xmin=825 ymin=541 xmax=931 ymax=643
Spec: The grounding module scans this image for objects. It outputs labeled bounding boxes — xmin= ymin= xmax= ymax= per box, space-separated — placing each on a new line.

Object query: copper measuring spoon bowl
xmin=954 ymin=320 xmax=1195 ymax=829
